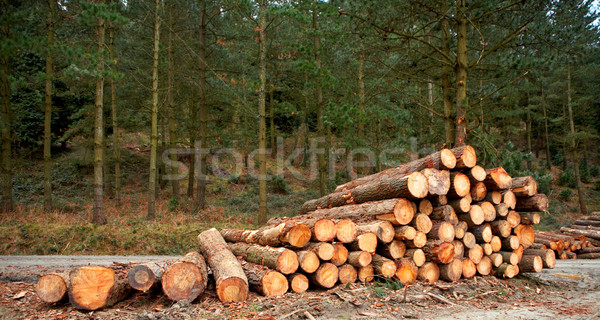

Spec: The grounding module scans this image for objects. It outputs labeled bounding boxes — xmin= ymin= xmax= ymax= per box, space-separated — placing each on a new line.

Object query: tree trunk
xmin=376 ymin=239 xmax=406 ymax=260
xmin=357 ymin=221 xmax=395 ymax=243
xmin=514 ymin=224 xmax=535 ymax=248
xmin=269 ymin=85 xmax=276 ymax=159
xmin=518 ymin=255 xmax=542 ymax=273
xmin=422 ymin=168 xmax=451 ymax=196
xmin=470 ymin=182 xmax=487 ymax=202
xmin=541 ymin=85 xmax=551 ymax=169
xmin=161 ymin=252 xmax=208 ymax=301
xmin=455 ymin=0 xmax=468 ymax=146
xmin=43 ymin=0 xmax=55 ymax=211
xmin=166 ymin=5 xmax=179 ymax=201
xmin=335 ymin=219 xmax=357 ymax=243
xmin=220 ymin=221 xmax=311 ymax=248
xmin=458 ymin=204 xmax=485 ymax=227
xmin=36 ymin=272 xmax=69 ymax=304
xmin=257 ymin=0 xmax=268 ymax=223
xmin=411 ymin=213 xmax=432 ymax=233
xmin=567 ymin=63 xmax=587 ymax=215
xmin=196 ymin=0 xmax=208 ymax=211
xmin=440 ymin=1 xmax=455 ymax=147
xmin=197 ymin=228 xmax=248 ymax=303
xmin=228 ymin=242 xmax=298 ymax=275
xmin=313 ymin=8 xmax=328 ymax=196
xmin=92 ymin=0 xmax=107 ymax=225
xmin=127 ymin=260 xmax=172 ymax=292
xmin=108 ymin=20 xmax=120 ymax=205
xmin=239 ymin=259 xmax=288 ymax=296
xmin=358 ymin=265 xmax=374 ymax=283
xmin=446 ymin=172 xmax=470 ymax=198
xmin=69 ymin=266 xmax=130 ymax=311
xmin=147 ymin=0 xmax=160 ymax=220
xmin=346 ymin=232 xmax=377 ymax=253
xmin=468 ymin=244 xmax=483 ymax=264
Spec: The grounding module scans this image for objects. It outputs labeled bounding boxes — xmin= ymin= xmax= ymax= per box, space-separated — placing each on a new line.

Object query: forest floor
xmin=0 ymin=259 xmax=598 ymax=319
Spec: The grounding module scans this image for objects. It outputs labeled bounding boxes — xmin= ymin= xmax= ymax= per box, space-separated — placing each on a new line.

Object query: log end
xmin=394 ymin=199 xmax=416 ymax=225
xmin=313 ymin=219 xmax=336 ymax=242
xmin=358 ymin=265 xmax=375 ymax=283
xmin=335 ymin=219 xmax=358 ymax=243
xmin=462 ymin=258 xmax=477 ymax=278
xmin=36 ymin=274 xmax=67 ymax=304
xmin=460 ymin=145 xmax=477 ymax=168
xmin=289 ymin=273 xmax=309 ymax=293
xmin=261 ymin=270 xmax=289 ymax=296
xmin=128 ymin=265 xmax=156 ymax=292
xmin=313 ymin=263 xmax=339 ymax=288
xmin=395 ymin=258 xmax=418 ymax=284
xmin=288 ymin=224 xmax=312 ymax=248
xmin=162 ymin=262 xmax=206 ymax=302
xmin=216 ymin=277 xmax=249 ymax=303
xmin=408 ymin=172 xmax=429 ymax=199
xmin=417 ymin=262 xmax=440 ymax=284
xmin=440 ymin=148 xmax=457 ymax=169
xmin=277 ymin=249 xmax=300 ymax=274
xmin=69 ymin=266 xmax=115 ymax=311
xmin=453 ymin=173 xmax=471 ymax=198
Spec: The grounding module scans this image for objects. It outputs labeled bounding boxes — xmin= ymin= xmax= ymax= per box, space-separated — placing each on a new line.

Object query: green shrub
xmin=579 ymin=162 xmax=591 ymax=183
xmin=590 ymin=165 xmax=600 ymax=177
xmin=557 ymin=168 xmax=577 ymax=188
xmin=559 ymin=188 xmax=573 ymax=201
xmin=269 ymin=175 xmax=288 ymax=194
xmin=533 ymin=171 xmax=553 ymax=195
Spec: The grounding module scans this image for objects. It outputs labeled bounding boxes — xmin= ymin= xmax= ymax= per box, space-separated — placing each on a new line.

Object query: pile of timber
xmin=547 ymin=212 xmax=600 ymax=259
xmin=36 ymin=145 xmax=572 ymax=310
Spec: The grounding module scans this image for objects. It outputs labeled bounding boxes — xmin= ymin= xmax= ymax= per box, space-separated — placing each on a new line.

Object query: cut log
xmin=520 ymin=213 xmax=540 ymax=225
xmin=36 ymin=272 xmax=69 ymax=304
xmin=162 ymin=252 xmax=208 ymax=302
xmin=330 ymin=243 xmax=349 ymax=266
xmin=570 ymin=225 xmax=600 ymax=232
xmin=470 ymin=223 xmax=492 ymax=243
xmin=421 ymin=168 xmax=451 ymax=196
xmin=347 ymin=251 xmax=372 ymax=268
xmin=477 ymin=256 xmax=492 ymax=276
xmin=490 ymin=220 xmax=512 ymax=238
xmin=448 ymin=196 xmax=471 ymax=214
xmin=428 ymin=220 xmax=455 ymax=242
xmin=430 ymin=205 xmax=459 ymax=224
xmin=446 ymin=172 xmax=471 ymax=198
xmin=377 ymin=240 xmax=406 ymax=260
xmin=405 ymin=248 xmax=426 ymax=267
xmin=306 ymin=242 xmax=335 ymax=261
xmin=334 ymin=148 xmax=456 ymax=192
xmin=395 ymin=258 xmax=418 ymax=284
xmin=371 ymin=254 xmax=397 ymax=278
xmin=347 ymin=232 xmax=377 ymax=253
xmin=495 ymin=203 xmax=509 ymax=217
xmin=297 ymin=250 xmax=320 ymax=273
xmin=228 ymin=242 xmax=299 ymax=275
xmin=430 ymin=195 xmax=448 ymax=206
xmin=462 ymin=232 xmax=476 ymax=249
xmin=357 ymin=221 xmax=395 ymax=243
xmin=452 ymin=240 xmax=465 ymax=259
xmin=483 ymin=167 xmax=512 ymax=191
xmin=458 ymin=204 xmax=485 ymax=227
xmin=565 ymin=251 xmax=577 ymax=259
xmin=480 ymin=201 xmax=497 ymax=222
xmin=311 ymin=218 xmax=336 ymax=242
xmin=514 ymin=224 xmax=535 ymax=248
xmin=417 ymin=262 xmax=440 ymax=284
xmin=452 ymin=145 xmax=477 ymax=169
xmin=358 ymin=265 xmax=375 ymax=283
xmin=462 ymin=258 xmax=477 ymax=278
xmin=577 ymin=253 xmax=600 ymax=259
xmin=501 ymin=235 xmax=520 ymax=251
xmin=465 ymin=165 xmax=487 ymax=183
xmin=518 ymin=255 xmax=543 ymax=273
xmin=559 ymin=227 xmax=600 ymax=240
xmin=489 ymin=253 xmax=503 ymax=267
xmin=411 ymin=213 xmax=433 ymax=233
xmin=468 ymin=244 xmax=484 ymax=264
xmin=395 ymin=225 xmax=417 ymax=240
xmin=490 ymin=236 xmax=502 ymax=253
xmin=239 ymin=259 xmax=288 ymax=296
xmin=482 ymin=243 xmax=493 ymax=256
xmin=578 ymin=247 xmax=600 ymax=254
xmin=419 ymin=199 xmax=433 ymax=215
xmin=338 ymin=264 xmax=358 ymax=285
xmin=485 ymin=191 xmax=502 ymax=205
xmin=439 ymin=259 xmax=462 ymax=282
xmin=495 ymin=263 xmax=518 ymax=278
xmin=499 ymin=210 xmax=521 ymax=228
xmin=128 ymin=260 xmax=173 ymax=292
xmin=405 ymin=231 xmax=428 ymax=248
xmin=502 ymin=190 xmax=517 ymax=210
xmin=69 ymin=266 xmax=130 ymax=311
xmin=498 ymin=251 xmax=519 ymax=265
xmin=533 ymin=237 xmax=558 ymax=251
xmin=423 ymin=241 xmax=455 ymax=264
xmin=470 ymin=182 xmax=487 ymax=202
xmin=197 ymin=228 xmax=248 ymax=303
xmin=311 ymin=263 xmax=338 ymax=288
xmin=573 ymin=219 xmax=600 ymax=227
xmin=335 ymin=219 xmax=358 ymax=243
xmin=220 ymin=221 xmax=311 ymax=248
xmin=454 ymin=221 xmax=467 ymax=239
xmin=515 ymin=194 xmax=548 ymax=212
xmin=522 ymin=249 xmax=555 ymax=269
xmin=510 ymin=176 xmax=537 ymax=198
xmin=288 ymin=273 xmax=309 ymax=293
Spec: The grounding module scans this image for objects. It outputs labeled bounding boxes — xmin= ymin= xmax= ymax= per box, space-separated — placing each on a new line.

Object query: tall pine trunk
xmin=148 ymin=0 xmax=161 ymax=220
xmin=313 ymin=9 xmax=327 ymax=196
xmin=455 ymin=0 xmax=468 ymax=146
xmin=196 ymin=0 xmax=207 ymax=211
xmin=567 ymin=63 xmax=587 ymax=215
xmin=43 ymin=0 xmax=55 ymax=211
xmin=270 ymin=86 xmax=276 ymax=159
xmin=440 ymin=3 xmax=454 ymax=147
xmin=526 ymin=93 xmax=532 ymax=170
xmin=257 ymin=0 xmax=268 ymax=224
xmin=0 ymin=0 xmax=12 ymax=213
xmin=541 ymin=85 xmax=551 ymax=169
xmin=109 ymin=21 xmax=121 ymax=205
xmin=357 ymin=35 xmax=367 ymax=175
xmin=92 ymin=0 xmax=107 ymax=225
xmin=167 ymin=5 xmax=179 ymax=201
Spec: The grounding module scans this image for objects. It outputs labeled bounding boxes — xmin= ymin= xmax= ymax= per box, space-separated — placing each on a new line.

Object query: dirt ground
xmin=0 ymin=258 xmax=599 ymax=320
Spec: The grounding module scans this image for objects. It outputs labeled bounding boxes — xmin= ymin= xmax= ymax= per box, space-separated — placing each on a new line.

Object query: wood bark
xmin=257 ymin=0 xmax=268 ymax=222
xmin=395 ymin=225 xmax=417 ymax=240
xmin=128 ymin=260 xmax=173 ymax=292
xmin=520 ymin=213 xmax=540 ymax=225
xmin=485 ymin=191 xmax=502 ymax=205
xmin=430 ymin=205 xmax=459 ymax=224
xmin=498 ymin=251 xmax=519 ymax=265
xmin=515 ymin=194 xmax=548 ymax=212
xmin=69 ymin=266 xmax=130 ymax=311
xmin=197 ymin=228 xmax=248 ymax=302
xmin=495 ymin=263 xmax=518 ymax=278
xmin=559 ymin=227 xmax=600 ymax=240
xmin=162 ymin=252 xmax=208 ymax=302
xmin=490 ymin=220 xmax=511 ymax=238
xmin=36 ymin=272 xmax=69 ymax=304
xmin=510 ymin=176 xmax=537 ymax=197
xmin=220 ymin=222 xmax=311 ymax=248
xmin=470 ymin=223 xmax=492 ymax=243
xmin=147 ymin=0 xmax=160 ymax=220
xmin=228 ymin=242 xmax=298 ymax=275
xmin=417 ymin=262 xmax=440 ymax=283
xmin=240 ymin=259 xmax=288 ymax=296
xmin=43 ymin=0 xmax=55 ymax=211
xmin=483 ymin=167 xmax=512 ymax=191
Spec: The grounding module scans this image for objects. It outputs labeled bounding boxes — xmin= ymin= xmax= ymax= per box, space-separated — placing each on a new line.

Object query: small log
xmin=458 ymin=204 xmax=485 ymax=227
xmin=452 ymin=240 xmax=465 ymax=259
xmin=297 ymin=250 xmax=320 ymax=273
xmin=335 ymin=219 xmax=358 ymax=243
xmin=454 ymin=221 xmax=468 ymax=239
xmin=423 ymin=241 xmax=455 ymax=264
xmin=513 ymin=245 xmax=524 ymax=263
xmin=358 ymin=265 xmax=375 ymax=283
xmin=462 ymin=258 xmax=477 ymax=278
xmin=578 ymin=246 xmax=600 ymax=254
xmin=485 ymin=190 xmax=502 ymax=205
xmin=520 ymin=213 xmax=540 ymax=225
xmin=514 ymin=224 xmax=535 ymax=248
xmin=482 ymin=243 xmax=493 ymax=256
xmin=288 ymin=273 xmax=309 ymax=293
xmin=518 ymin=255 xmax=543 ymax=273
xmin=490 ymin=235 xmax=502 ymax=253
xmin=499 ymin=210 xmax=521 ymax=228
xmin=338 ymin=264 xmax=358 ymax=285
xmin=347 ymin=232 xmax=377 ymax=253
xmin=228 ymin=242 xmax=299 ymax=275
xmin=477 ymin=256 xmax=492 ymax=276
xmin=197 ymin=228 xmax=248 ymax=303
xmin=565 ymin=251 xmax=577 ymax=259
xmin=480 ymin=201 xmax=497 ymax=222
xmin=468 ymin=244 xmax=484 ymax=264
xmin=452 ymin=145 xmax=477 ymax=169
xmin=411 ymin=213 xmax=433 ymax=233
xmin=357 ymin=221 xmax=395 ymax=243
xmin=395 ymin=225 xmax=417 ymax=240
xmin=239 ymin=259 xmax=288 ymax=296
xmin=559 ymin=227 xmax=600 ymax=240
xmin=305 ymin=242 xmax=335 ymax=261
xmin=69 ymin=266 xmax=130 ymax=311
xmin=421 ymin=168 xmax=451 ymax=196
xmin=483 ymin=167 xmax=512 ymax=191
xmin=428 ymin=220 xmax=455 ymax=242
xmin=533 ymin=237 xmax=558 ymax=251
xmin=405 ymin=231 xmax=428 ymax=248
xmin=577 ymin=253 xmax=600 ymax=259
xmin=573 ymin=219 xmax=600 ymax=227
xmin=510 ymin=176 xmax=537 ymax=197
xmin=462 ymin=232 xmax=476 ymax=249
xmin=439 ymin=259 xmax=462 ymax=282
xmin=419 ymin=199 xmax=433 ymax=215
xmin=371 ymin=254 xmax=397 ymax=278
xmin=417 ymin=262 xmax=440 ymax=284
xmin=495 ymin=203 xmax=509 ymax=217
xmin=495 ymin=263 xmax=518 ymax=278
xmin=220 ymin=221 xmax=311 ymax=248
xmin=395 ymin=258 xmax=418 ymax=284
xmin=405 ymin=248 xmax=426 ymax=267
xmin=311 ymin=263 xmax=338 ymax=288
xmin=430 ymin=205 xmax=459 ymax=224
xmin=502 ymin=190 xmax=517 ymax=210
xmin=36 ymin=272 xmax=70 ymax=304
xmin=489 ymin=253 xmax=503 ymax=267
xmin=377 ymin=239 xmax=406 ymax=260
xmin=470 ymin=223 xmax=492 ymax=243
xmin=448 ymin=196 xmax=471 ymax=215
xmin=570 ymin=225 xmax=600 ymax=232
xmin=470 ymin=182 xmax=487 ymax=202
xmin=330 ymin=243 xmax=349 ymax=266
xmin=515 ymin=194 xmax=549 ymax=212
xmin=347 ymin=251 xmax=372 ymax=268
xmin=490 ymin=220 xmax=512 ymax=238
xmin=162 ymin=252 xmax=208 ymax=302
xmin=498 ymin=251 xmax=519 ymax=265
xmin=464 ymin=165 xmax=487 ymax=183
xmin=128 ymin=260 xmax=173 ymax=292
xmin=446 ymin=172 xmax=471 ymax=198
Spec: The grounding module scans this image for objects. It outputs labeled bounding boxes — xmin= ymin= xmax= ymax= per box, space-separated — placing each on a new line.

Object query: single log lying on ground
xmin=198 ymin=228 xmax=249 ymax=303
xmin=371 ymin=254 xmax=397 ymax=278
xmin=483 ymin=167 xmax=512 ymax=191
xmin=239 ymin=259 xmax=288 ymax=296
xmin=510 ymin=176 xmax=537 ymax=197
xmin=220 ymin=221 xmax=311 ymax=248
xmin=296 ymin=250 xmax=320 ymax=273
xmin=439 ymin=259 xmax=462 ymax=282
xmin=347 ymin=251 xmax=372 ymax=268
xmin=128 ymin=260 xmax=173 ymax=292
xmin=357 ymin=221 xmax=395 ymax=243
xmin=311 ymin=263 xmax=338 ymax=288
xmin=417 ymin=262 xmax=440 ymax=284
xmin=228 ymin=242 xmax=298 ymax=275
xmin=36 ymin=272 xmax=70 ymax=304
xmin=288 ymin=273 xmax=309 ymax=293
xmin=69 ymin=266 xmax=130 ymax=311
xmin=405 ymin=248 xmax=426 ymax=267
xmin=162 ymin=252 xmax=208 ymax=302
xmin=338 ymin=264 xmax=358 ymax=285
xmin=515 ymin=194 xmax=548 ymax=212
xmin=395 ymin=258 xmax=418 ymax=284
xmin=518 ymin=255 xmax=543 ymax=273
xmin=462 ymin=258 xmax=477 ymax=278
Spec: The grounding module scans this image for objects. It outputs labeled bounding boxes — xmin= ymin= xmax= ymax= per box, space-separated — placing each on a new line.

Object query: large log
xmin=498 ymin=251 xmax=519 ymax=265
xmin=36 ymin=272 xmax=70 ymax=304
xmin=338 ymin=264 xmax=358 ymax=285
xmin=305 ymin=242 xmax=335 ymax=261
xmin=311 ymin=263 xmax=338 ymax=288
xmin=335 ymin=219 xmax=358 ymax=243
xmin=69 ymin=266 xmax=130 ymax=311
xmin=417 ymin=262 xmax=440 ymax=284
xmin=197 ymin=228 xmax=248 ymax=303
xmin=428 ymin=220 xmax=455 ymax=242
xmin=510 ymin=176 xmax=537 ymax=197
xmin=288 ymin=273 xmax=309 ymax=293
xmin=421 ymin=168 xmax=451 ymax=196
xmin=377 ymin=239 xmax=406 ymax=260
xmin=310 ymin=219 xmax=336 ymax=242
xmin=514 ymin=224 xmax=535 ymax=248
xmin=518 ymin=255 xmax=543 ymax=273
xmin=483 ymin=167 xmax=512 ymax=191
xmin=330 ymin=243 xmax=349 ymax=266
xmin=560 ymin=227 xmax=600 ymax=240
xmin=357 ymin=221 xmax=395 ymax=243
xmin=347 ymin=232 xmax=378 ymax=253
xmin=411 ymin=213 xmax=433 ymax=233
xmin=334 ymin=148 xmax=457 ymax=192
xmin=430 ymin=205 xmax=459 ymax=224
xmin=128 ymin=260 xmax=173 ymax=292
xmin=358 ymin=265 xmax=375 ymax=283
xmin=371 ymin=254 xmax=397 ymax=278
xmin=162 ymin=252 xmax=208 ymax=302
xmin=405 ymin=248 xmax=426 ymax=267
xmin=573 ymin=219 xmax=600 ymax=227
xmin=462 ymin=258 xmax=477 ymax=279
xmin=300 ymin=172 xmax=428 ymax=214
xmin=446 ymin=172 xmax=471 ymax=198
xmin=439 ymin=259 xmax=462 ymax=282
xmin=569 ymin=225 xmax=600 ymax=232
xmin=395 ymin=258 xmax=418 ymax=284
xmin=220 ymin=222 xmax=311 ymax=248
xmin=523 ymin=249 xmax=556 ymax=269
xmin=577 ymin=253 xmax=600 ymax=259
xmin=347 ymin=251 xmax=372 ymax=268
xmin=452 ymin=145 xmax=477 ymax=169
xmin=239 ymin=259 xmax=288 ymax=296
xmin=228 ymin=242 xmax=298 ymax=275
xmin=476 ymin=256 xmax=492 ymax=276
xmin=515 ymin=194 xmax=548 ymax=212
xmin=296 ymin=250 xmax=320 ymax=273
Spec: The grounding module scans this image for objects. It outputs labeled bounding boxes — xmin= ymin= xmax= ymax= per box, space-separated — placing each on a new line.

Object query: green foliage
xmin=557 ymin=168 xmax=577 ymax=189
xmin=372 ymin=278 xmax=404 ymax=297
xmin=533 ymin=170 xmax=553 ymax=196
xmin=269 ymin=174 xmax=288 ymax=194
xmin=579 ymin=161 xmax=591 ymax=183
xmin=590 ymin=165 xmax=600 ymax=178
xmin=559 ymin=188 xmax=573 ymax=201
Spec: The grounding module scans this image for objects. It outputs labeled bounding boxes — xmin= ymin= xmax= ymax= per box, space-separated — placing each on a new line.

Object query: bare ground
xmin=0 ymin=257 xmax=598 ymax=320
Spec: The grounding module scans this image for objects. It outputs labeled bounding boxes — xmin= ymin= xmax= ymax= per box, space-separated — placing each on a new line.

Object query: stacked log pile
xmin=531 ymin=212 xmax=600 ymax=259
xmin=35 ymin=145 xmax=598 ymax=311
